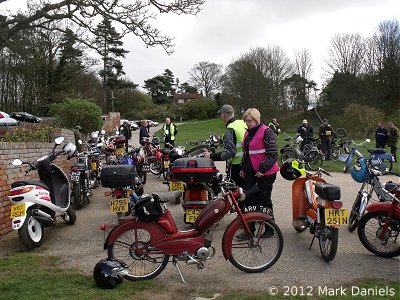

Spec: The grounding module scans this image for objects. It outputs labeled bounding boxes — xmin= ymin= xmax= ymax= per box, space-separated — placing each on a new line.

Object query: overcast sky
xmin=2 ymin=0 xmax=400 ymax=91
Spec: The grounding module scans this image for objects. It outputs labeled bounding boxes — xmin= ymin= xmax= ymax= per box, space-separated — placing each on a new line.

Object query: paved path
xmin=0 ymin=127 xmax=398 ymax=296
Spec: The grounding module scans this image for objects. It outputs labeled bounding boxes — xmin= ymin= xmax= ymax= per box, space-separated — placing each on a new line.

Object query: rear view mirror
xmin=12 ymin=159 xmax=23 ymax=166
xmin=366 ymin=139 xmax=371 ymax=143
xmin=55 ymin=136 xmax=65 ymax=145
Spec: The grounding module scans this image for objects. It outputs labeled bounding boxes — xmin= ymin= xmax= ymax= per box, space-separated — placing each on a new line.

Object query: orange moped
xmin=280 ymin=159 xmax=347 ymax=262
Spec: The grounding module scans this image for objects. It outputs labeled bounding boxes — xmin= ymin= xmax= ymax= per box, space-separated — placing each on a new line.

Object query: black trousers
xmin=228 ymin=163 xmax=244 ymax=188
xmin=390 ymin=146 xmax=397 ymax=162
xmin=243 ymin=172 xmax=277 ymax=211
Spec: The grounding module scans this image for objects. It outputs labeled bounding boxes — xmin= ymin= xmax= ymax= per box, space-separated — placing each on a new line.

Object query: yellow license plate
xmin=10 ymin=203 xmax=25 ymax=218
xmin=325 ymin=209 xmax=348 ymax=226
xmin=185 ymin=209 xmax=202 ymax=223
xmin=110 ymin=198 xmax=129 ymax=214
xmin=91 ymin=162 xmax=97 ymax=170
xmin=104 ymin=191 xmax=111 ymax=197
xmin=169 ymin=181 xmax=185 ymax=192
xmin=116 ymin=148 xmax=125 ymax=155
xmin=163 ymin=160 xmax=170 ymax=168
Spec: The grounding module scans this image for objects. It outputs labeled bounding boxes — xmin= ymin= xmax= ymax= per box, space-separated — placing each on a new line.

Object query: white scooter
xmin=8 ymin=137 xmax=77 ymax=250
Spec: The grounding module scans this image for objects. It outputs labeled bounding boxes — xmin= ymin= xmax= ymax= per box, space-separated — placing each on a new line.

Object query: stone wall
xmin=0 ymin=129 xmax=76 ymax=236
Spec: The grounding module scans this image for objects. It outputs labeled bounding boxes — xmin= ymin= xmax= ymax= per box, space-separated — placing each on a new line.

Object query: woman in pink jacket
xmin=238 ymin=108 xmax=279 ymax=239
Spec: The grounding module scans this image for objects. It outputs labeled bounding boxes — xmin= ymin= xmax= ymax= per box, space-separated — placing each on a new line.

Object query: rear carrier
xmin=101 ymin=165 xmax=136 ymax=188
xmin=171 ymin=158 xmax=216 ymax=182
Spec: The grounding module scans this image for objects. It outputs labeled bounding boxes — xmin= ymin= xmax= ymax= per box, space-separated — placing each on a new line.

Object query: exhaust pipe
xmin=32 ymin=209 xmax=54 ymax=226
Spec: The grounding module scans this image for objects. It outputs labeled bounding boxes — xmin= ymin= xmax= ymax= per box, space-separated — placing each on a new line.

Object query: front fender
xmin=104 ymin=217 xmax=167 ymax=250
xmin=367 ymin=202 xmax=400 ymax=218
xmin=221 ymin=212 xmax=272 ymax=259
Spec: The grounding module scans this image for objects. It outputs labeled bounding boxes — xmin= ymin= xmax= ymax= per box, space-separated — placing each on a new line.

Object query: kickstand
xmin=172 ymin=256 xmax=186 ymax=283
xmin=309 ymin=235 xmax=316 ymax=250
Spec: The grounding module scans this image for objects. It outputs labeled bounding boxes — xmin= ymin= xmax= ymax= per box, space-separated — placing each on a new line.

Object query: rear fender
xmin=104 ymin=217 xmax=167 ymax=250
xmin=366 ymin=202 xmax=400 ymax=218
xmin=11 ymin=202 xmax=34 ymax=230
xmin=221 ymin=212 xmax=272 ymax=259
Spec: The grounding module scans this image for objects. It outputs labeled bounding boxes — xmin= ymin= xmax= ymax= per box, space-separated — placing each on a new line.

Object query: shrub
xmin=49 ymin=98 xmax=102 ymax=135
xmin=0 ymin=125 xmax=54 ymax=142
xmin=343 ymin=103 xmax=385 ymax=136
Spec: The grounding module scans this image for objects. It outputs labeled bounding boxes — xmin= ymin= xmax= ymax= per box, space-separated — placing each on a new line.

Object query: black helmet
xmin=280 ymin=159 xmax=305 ymax=180
xmin=93 ymin=259 xmax=128 ymax=289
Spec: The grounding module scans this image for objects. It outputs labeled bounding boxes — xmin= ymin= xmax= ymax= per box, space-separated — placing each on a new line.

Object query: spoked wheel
xmin=72 ymin=182 xmax=84 ymax=209
xmin=148 ymin=158 xmax=162 ymax=175
xmin=185 ymin=145 xmax=208 ymax=158
xmin=318 ymin=226 xmax=339 ymax=262
xmin=228 ymin=218 xmax=283 ymax=272
xmin=306 ymin=151 xmax=323 ymax=171
xmin=348 ymin=193 xmax=363 ymax=232
xmin=107 ymin=227 xmax=169 ymax=281
xmin=357 ymin=211 xmax=400 ymax=258
xmin=280 ymin=150 xmax=294 ymax=163
xmin=18 ymin=210 xmax=44 ymax=250
xmin=373 ymin=158 xmax=393 ymax=172
xmin=62 ymin=206 xmax=77 ymax=225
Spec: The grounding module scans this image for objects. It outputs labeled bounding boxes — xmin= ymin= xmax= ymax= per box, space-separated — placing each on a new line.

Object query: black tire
xmin=306 ymin=151 xmax=323 ymax=171
xmin=348 ymin=192 xmax=363 ymax=232
xmin=148 ymin=158 xmax=162 ymax=175
xmin=318 ymin=226 xmax=339 ymax=262
xmin=373 ymin=158 xmax=393 ymax=172
xmin=73 ymin=182 xmax=84 ymax=209
xmin=280 ymin=150 xmax=294 ymax=163
xmin=185 ymin=145 xmax=208 ymax=157
xmin=228 ymin=218 xmax=283 ymax=273
xmin=62 ymin=206 xmax=77 ymax=225
xmin=335 ymin=128 xmax=347 ymax=138
xmin=294 ymin=219 xmax=310 ymax=233
xmin=357 ymin=211 xmax=400 ymax=258
xmin=107 ymin=226 xmax=169 ymax=281
xmin=175 ymin=193 xmax=182 ymax=204
xmin=18 ymin=210 xmax=44 ymax=250
xmin=137 ymin=168 xmax=147 ymax=184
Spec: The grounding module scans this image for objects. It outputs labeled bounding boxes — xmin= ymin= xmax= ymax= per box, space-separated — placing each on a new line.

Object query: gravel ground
xmin=1 ymin=126 xmax=399 ymax=297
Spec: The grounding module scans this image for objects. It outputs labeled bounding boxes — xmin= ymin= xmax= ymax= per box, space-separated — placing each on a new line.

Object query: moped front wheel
xmin=107 ymin=226 xmax=169 ymax=281
xmin=62 ymin=206 xmax=77 ymax=225
xmin=228 ymin=218 xmax=283 ymax=273
xmin=18 ymin=210 xmax=44 ymax=250
xmin=357 ymin=211 xmax=400 ymax=258
xmin=148 ymin=158 xmax=162 ymax=175
xmin=280 ymin=150 xmax=294 ymax=163
xmin=306 ymin=151 xmax=323 ymax=171
xmin=185 ymin=145 xmax=209 ymax=157
xmin=348 ymin=192 xmax=363 ymax=232
xmin=318 ymin=226 xmax=338 ymax=262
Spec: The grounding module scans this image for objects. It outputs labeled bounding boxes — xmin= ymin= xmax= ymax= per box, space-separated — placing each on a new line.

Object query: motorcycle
xmin=8 ymin=137 xmax=77 ymax=250
xmin=280 ymin=159 xmax=345 ymax=262
xmin=100 ymin=171 xmax=283 ymax=283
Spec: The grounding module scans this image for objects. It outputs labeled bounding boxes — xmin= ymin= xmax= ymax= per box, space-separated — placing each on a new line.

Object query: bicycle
xmin=185 ymin=132 xmax=222 ymax=157
xmin=280 ymin=133 xmax=323 ymax=171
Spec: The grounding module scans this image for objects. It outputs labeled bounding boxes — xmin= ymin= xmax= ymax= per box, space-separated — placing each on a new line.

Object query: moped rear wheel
xmin=18 ymin=210 xmax=44 ymax=250
xmin=72 ymin=182 xmax=84 ymax=209
xmin=306 ymin=151 xmax=323 ymax=171
xmin=357 ymin=211 xmax=400 ymax=258
xmin=228 ymin=219 xmax=283 ymax=273
xmin=318 ymin=226 xmax=338 ymax=262
xmin=107 ymin=227 xmax=169 ymax=281
xmin=280 ymin=150 xmax=294 ymax=163
xmin=185 ymin=145 xmax=208 ymax=157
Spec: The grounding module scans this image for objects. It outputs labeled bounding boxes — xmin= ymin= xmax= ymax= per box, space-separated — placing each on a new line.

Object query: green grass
xmin=0 ymin=253 xmax=162 ymax=300
xmin=1 ymin=253 xmax=397 ymax=300
xmin=160 ymin=119 xmax=399 ymax=173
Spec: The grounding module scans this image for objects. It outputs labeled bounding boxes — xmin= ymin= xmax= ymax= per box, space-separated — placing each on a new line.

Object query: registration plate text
xmin=110 ymin=198 xmax=129 ymax=214
xmin=185 ymin=209 xmax=202 ymax=223
xmin=325 ymin=209 xmax=348 ymax=225
xmin=10 ymin=203 xmax=26 ymax=218
xmin=169 ymin=181 xmax=185 ymax=192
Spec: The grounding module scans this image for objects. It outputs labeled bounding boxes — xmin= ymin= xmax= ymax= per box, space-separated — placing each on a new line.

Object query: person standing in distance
xmin=319 ymin=118 xmax=333 ymax=160
xmin=139 ymin=120 xmax=151 ymax=146
xmin=375 ymin=122 xmax=388 ymax=149
xmin=297 ymin=119 xmax=314 ymax=139
xmin=388 ymin=122 xmax=399 ymax=162
xmin=162 ymin=117 xmax=177 ymax=149
xmin=204 ymin=104 xmax=247 ymax=187
xmin=268 ymin=118 xmax=281 ymax=137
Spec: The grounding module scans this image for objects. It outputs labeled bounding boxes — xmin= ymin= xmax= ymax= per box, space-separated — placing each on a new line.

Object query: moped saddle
xmin=11 ymin=180 xmax=49 ymax=190
xmin=162 ymin=148 xmax=171 ymax=155
xmin=367 ymin=148 xmax=386 ymax=155
xmin=315 ymin=182 xmax=341 ymax=200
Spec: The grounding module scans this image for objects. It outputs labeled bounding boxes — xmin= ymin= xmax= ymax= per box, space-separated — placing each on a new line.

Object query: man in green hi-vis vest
xmin=204 ymin=104 xmax=247 ymax=187
xmin=162 ymin=117 xmax=177 ymax=149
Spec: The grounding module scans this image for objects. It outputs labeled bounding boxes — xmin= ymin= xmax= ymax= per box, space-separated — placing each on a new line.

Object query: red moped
xmin=101 ymin=165 xmax=283 ymax=282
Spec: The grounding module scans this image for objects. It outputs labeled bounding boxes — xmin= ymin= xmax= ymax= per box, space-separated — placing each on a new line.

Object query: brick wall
xmin=0 ymin=129 xmax=76 ymax=236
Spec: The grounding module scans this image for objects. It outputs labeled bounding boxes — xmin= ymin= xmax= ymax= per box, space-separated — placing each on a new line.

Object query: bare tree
xmin=325 ymin=33 xmax=365 ymax=76
xmin=294 ymin=48 xmax=312 ymax=79
xmin=189 ymin=61 xmax=223 ymax=98
xmin=0 ymin=0 xmax=205 ymax=53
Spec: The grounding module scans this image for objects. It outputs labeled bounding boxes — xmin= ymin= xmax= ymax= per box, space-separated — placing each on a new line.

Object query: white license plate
xmin=70 ymin=172 xmax=80 ymax=181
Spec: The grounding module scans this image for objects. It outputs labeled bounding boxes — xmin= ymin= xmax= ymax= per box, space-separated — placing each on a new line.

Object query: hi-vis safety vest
xmin=163 ymin=123 xmax=176 ymax=141
xmin=225 ymin=119 xmax=247 ymax=165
